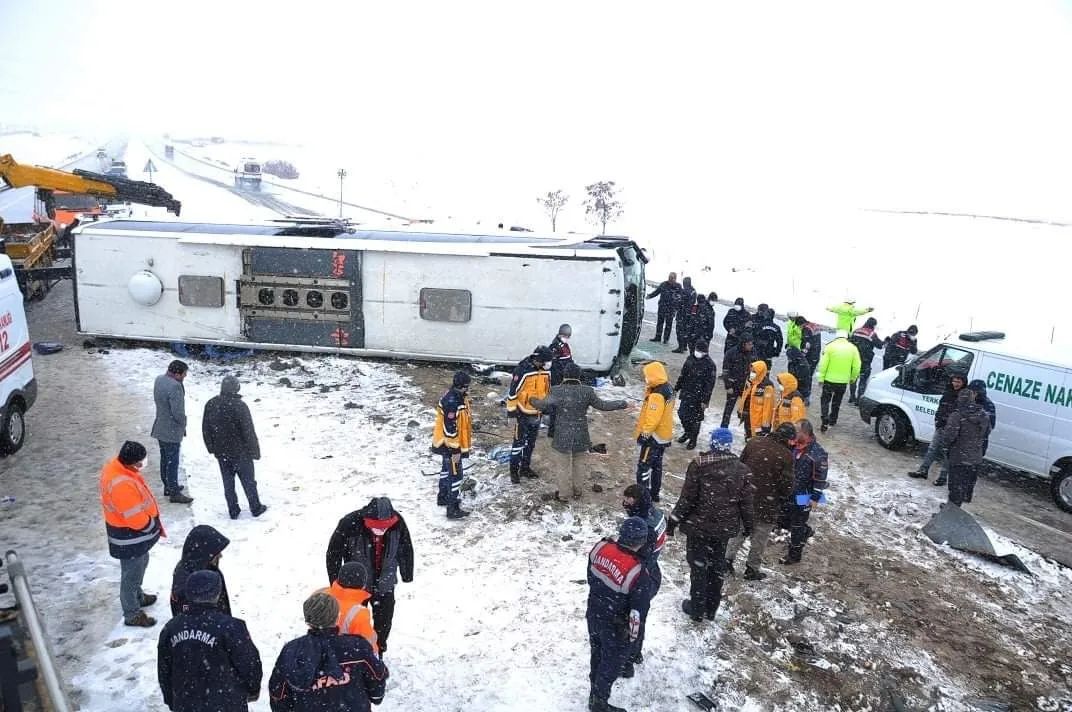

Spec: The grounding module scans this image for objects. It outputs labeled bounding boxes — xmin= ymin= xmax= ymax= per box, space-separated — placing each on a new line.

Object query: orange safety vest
xmin=99 ymin=458 xmax=162 ymax=558
xmin=328 ymin=581 xmax=379 ymax=654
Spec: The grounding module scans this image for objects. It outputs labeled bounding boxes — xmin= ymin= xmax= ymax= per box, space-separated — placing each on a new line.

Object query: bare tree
xmin=537 ymin=189 xmax=569 ymax=232
xmin=583 ymin=181 xmax=623 ymax=234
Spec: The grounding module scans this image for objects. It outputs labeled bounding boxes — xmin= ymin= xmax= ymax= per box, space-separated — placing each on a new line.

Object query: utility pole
xmin=336 ymin=168 xmax=347 ymax=218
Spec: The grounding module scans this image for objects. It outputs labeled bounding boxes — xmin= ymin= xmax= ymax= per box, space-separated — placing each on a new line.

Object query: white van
xmin=859 ymin=333 xmax=1072 ymax=512
xmin=0 ymin=254 xmax=35 ymax=454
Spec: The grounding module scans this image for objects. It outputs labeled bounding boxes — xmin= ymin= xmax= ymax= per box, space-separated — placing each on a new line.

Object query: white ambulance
xmin=859 ymin=332 xmax=1072 ymax=512
xmin=0 ymin=254 xmax=35 ymax=454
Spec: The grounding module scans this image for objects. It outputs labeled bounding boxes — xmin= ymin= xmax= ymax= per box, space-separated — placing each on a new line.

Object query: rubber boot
xmin=743 ymin=566 xmax=767 ymax=581
xmin=446 ymin=504 xmax=470 ymax=520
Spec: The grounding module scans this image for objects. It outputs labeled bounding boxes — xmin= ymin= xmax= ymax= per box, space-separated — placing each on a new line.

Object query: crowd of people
xmin=93 ymin=273 xmax=998 ymax=712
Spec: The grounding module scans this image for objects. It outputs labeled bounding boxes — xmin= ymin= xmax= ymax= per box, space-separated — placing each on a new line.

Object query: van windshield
xmin=617 ymin=244 xmax=646 ymax=357
xmin=901 ymin=344 xmax=974 ymax=394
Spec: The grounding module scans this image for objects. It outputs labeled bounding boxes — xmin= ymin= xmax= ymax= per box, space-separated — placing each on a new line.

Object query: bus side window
xmin=178 ymin=275 xmax=225 ymax=308
xmin=419 ymin=288 xmax=472 ymax=323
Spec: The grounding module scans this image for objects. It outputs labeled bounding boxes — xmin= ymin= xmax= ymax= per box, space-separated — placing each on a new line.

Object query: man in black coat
xmin=171 ymin=524 xmax=231 ymax=617
xmin=647 ymin=272 xmax=681 ymax=344
xmin=723 ymin=298 xmax=750 ymax=353
xmin=673 ymin=276 xmax=697 ymax=353
xmin=754 ymin=309 xmax=784 ymax=370
xmin=883 ymin=325 xmax=919 ymax=370
xmin=720 ymin=333 xmax=755 ymax=428
xmin=674 ymin=340 xmax=717 ymax=449
xmin=686 ymin=293 xmax=715 ymax=353
xmin=326 ymin=497 xmax=414 ymax=655
xmin=202 ymin=375 xmax=267 ymax=519
xmin=158 ymin=570 xmax=262 ymax=712
xmin=848 ymin=317 xmax=883 ymax=404
xmin=909 ymin=372 xmax=966 ymax=484
xmin=269 ymin=592 xmax=388 ymax=712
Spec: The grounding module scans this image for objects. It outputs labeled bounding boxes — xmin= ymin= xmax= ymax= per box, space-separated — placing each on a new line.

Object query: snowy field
xmin=0 ymin=131 xmax=97 ymax=167
xmin=44 ymin=345 xmax=1071 ymax=712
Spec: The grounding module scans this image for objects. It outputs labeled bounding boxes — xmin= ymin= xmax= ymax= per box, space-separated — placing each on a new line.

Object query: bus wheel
xmin=0 ymin=402 xmax=26 ymax=455
xmin=875 ymin=407 xmax=909 ymax=450
xmin=1052 ymin=466 xmax=1072 ymax=514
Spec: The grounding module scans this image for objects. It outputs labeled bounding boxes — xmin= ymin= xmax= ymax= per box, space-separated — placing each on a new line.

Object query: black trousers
xmin=849 ymin=363 xmax=873 ymax=401
xmin=654 ymin=306 xmax=675 ymax=342
xmin=678 ymin=402 xmax=704 ymax=444
xmin=371 ymin=591 xmax=396 ymax=653
xmin=720 ymin=383 xmax=742 ymax=428
xmin=820 ymin=382 xmax=848 ymax=425
xmin=787 ymin=504 xmax=813 ymax=562
xmin=676 ymin=315 xmax=692 ymax=349
xmin=948 ymin=464 xmax=980 ymax=505
xmin=685 ymin=537 xmax=728 ymax=617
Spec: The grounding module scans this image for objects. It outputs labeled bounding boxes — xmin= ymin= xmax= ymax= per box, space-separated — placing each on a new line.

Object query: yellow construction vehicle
xmin=0 ymin=154 xmax=181 ymax=217
xmin=0 ymin=154 xmax=181 ymax=299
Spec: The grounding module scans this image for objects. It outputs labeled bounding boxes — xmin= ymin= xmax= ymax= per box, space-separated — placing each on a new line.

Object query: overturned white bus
xmin=71 ymin=219 xmax=647 ymax=373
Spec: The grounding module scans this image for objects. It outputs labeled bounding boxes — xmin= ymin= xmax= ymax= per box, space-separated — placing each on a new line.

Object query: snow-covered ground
xmin=35 ymin=345 xmax=1069 ymax=712
xmin=0 ymin=131 xmax=98 ymax=167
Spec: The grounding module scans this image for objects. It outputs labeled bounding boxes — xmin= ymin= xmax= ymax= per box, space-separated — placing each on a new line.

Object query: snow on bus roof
xmin=75 ymin=219 xmax=638 ymax=257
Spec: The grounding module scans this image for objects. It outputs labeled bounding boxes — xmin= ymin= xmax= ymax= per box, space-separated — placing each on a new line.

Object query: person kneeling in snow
xmin=586 ymin=517 xmax=656 ymax=712
xmin=269 ymin=592 xmax=387 ymax=712
xmin=327 ymin=561 xmax=379 ymax=654
xmin=158 ymin=570 xmax=262 ymax=712
xmin=667 ymin=428 xmax=754 ymax=622
xmin=326 ymin=497 xmax=414 ymax=656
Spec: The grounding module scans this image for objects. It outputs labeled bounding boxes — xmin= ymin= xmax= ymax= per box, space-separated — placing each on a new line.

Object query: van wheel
xmin=0 ymin=402 xmax=26 ymax=455
xmin=1052 ymin=467 xmax=1072 ymax=514
xmin=875 ymin=408 xmax=909 ymax=450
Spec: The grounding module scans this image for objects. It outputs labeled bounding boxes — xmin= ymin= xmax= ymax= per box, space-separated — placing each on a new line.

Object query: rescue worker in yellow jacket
xmin=737 ymin=361 xmax=776 ymax=439
xmin=817 ymin=330 xmax=862 ymax=432
xmin=772 ymin=372 xmax=807 ymax=430
xmin=634 ymin=362 xmax=675 ymax=502
xmin=433 ymin=371 xmax=473 ymax=519
xmin=506 ymin=346 xmax=553 ymax=483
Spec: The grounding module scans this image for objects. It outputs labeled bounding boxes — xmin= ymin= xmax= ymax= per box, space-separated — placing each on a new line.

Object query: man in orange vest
xmin=99 ymin=440 xmax=164 ymax=627
xmin=327 ymin=561 xmax=379 ymax=655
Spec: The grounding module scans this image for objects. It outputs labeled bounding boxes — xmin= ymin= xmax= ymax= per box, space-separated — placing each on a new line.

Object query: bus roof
xmin=74 ymin=219 xmax=644 ymax=258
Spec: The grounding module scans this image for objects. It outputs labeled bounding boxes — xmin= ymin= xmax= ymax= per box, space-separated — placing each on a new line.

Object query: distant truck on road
xmin=234 ymin=157 xmax=262 ymax=191
xmin=105 ymin=160 xmax=127 ymax=178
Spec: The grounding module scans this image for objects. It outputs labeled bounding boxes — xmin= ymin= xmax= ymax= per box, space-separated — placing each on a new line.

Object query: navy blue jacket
xmin=586 ymin=539 xmax=655 ymax=637
xmin=792 ymin=439 xmax=829 ymax=503
xmin=158 ymin=603 xmax=262 ymax=712
xmin=548 ymin=335 xmax=574 ymax=386
xmin=269 ymin=628 xmax=388 ymax=712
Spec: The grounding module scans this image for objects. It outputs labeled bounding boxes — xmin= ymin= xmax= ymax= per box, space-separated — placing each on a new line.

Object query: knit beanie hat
xmin=221 ymin=375 xmax=241 ymax=395
xmin=304 ymin=591 xmax=340 ymax=629
xmin=185 ymin=570 xmax=223 ymax=604
xmin=618 ymin=516 xmax=648 ymax=548
xmin=709 ymin=427 xmax=734 ymax=452
xmin=452 ymin=371 xmax=472 ymax=389
xmin=338 ymin=561 xmax=371 ymax=590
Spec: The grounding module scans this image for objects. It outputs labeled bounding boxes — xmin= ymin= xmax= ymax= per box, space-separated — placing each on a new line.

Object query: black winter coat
xmin=675 ymin=355 xmax=717 ymax=423
xmin=669 ymin=452 xmax=754 ymax=541
xmin=647 ymin=281 xmax=682 ymax=311
xmin=269 ymin=629 xmax=387 ymax=712
xmin=940 ymin=399 xmax=992 ymax=467
xmin=754 ymin=320 xmax=784 ymax=360
xmin=158 ymin=603 xmax=262 ymax=712
xmin=722 ymin=346 xmax=754 ymax=390
xmin=172 ymin=525 xmax=231 ymax=617
xmin=202 ymin=393 xmax=261 ymax=460
xmin=688 ymin=301 xmax=715 ymax=344
xmin=802 ymin=324 xmax=823 ymax=367
xmin=677 ymin=284 xmax=697 ymax=319
xmin=326 ymin=498 xmax=414 ymax=594
xmin=723 ymin=307 xmax=749 ymax=337
xmin=740 ymin=436 xmax=794 ymax=521
xmin=934 ymin=383 xmax=965 ymax=430
xmin=850 ymin=327 xmax=883 ymax=369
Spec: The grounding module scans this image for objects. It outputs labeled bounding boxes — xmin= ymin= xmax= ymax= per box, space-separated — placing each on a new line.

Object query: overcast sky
xmin=3 ymin=0 xmax=1072 ymax=229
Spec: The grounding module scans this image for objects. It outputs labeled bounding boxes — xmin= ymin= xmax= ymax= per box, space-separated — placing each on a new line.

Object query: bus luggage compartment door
xmin=238 ymin=247 xmax=364 ymax=348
